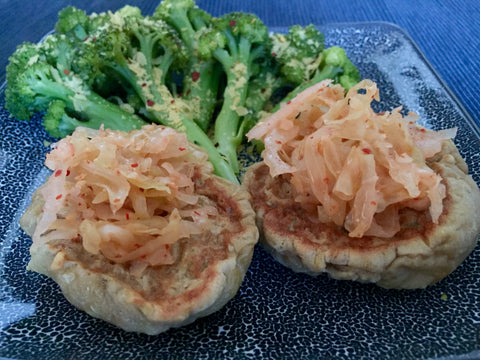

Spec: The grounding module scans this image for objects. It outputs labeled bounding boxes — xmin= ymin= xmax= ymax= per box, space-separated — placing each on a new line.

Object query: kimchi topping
xmin=34 ymin=125 xmax=217 ymax=267
xmin=247 ymin=79 xmax=456 ymax=238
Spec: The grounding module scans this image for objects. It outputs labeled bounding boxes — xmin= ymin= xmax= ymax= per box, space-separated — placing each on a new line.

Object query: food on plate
xmin=243 ymin=79 xmax=480 ymax=289
xmin=4 ymin=0 xmax=359 ymax=182
xmin=20 ymin=125 xmax=258 ymax=334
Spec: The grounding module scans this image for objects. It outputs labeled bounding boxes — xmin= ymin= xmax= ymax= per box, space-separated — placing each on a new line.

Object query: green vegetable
xmin=270 ymin=27 xmax=360 ymax=107
xmin=197 ymin=12 xmax=270 ymax=174
xmin=5 ymin=0 xmax=361 ymax=184
xmin=5 ymin=37 xmax=146 ymax=137
xmin=153 ymin=0 xmax=221 ymax=132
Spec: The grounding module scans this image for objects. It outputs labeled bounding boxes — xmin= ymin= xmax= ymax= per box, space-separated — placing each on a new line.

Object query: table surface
xmin=1 ymin=0 xmax=479 ymax=129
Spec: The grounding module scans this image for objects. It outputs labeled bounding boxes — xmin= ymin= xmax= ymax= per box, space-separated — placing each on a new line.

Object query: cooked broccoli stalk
xmin=5 ymin=38 xmax=147 ymax=138
xmin=198 ymin=12 xmax=270 ymax=174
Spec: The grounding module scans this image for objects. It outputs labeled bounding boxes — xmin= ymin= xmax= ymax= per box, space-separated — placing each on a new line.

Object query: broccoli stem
xmin=181 ymin=116 xmax=239 ymax=183
xmin=29 ymin=73 xmax=146 ymax=131
xmin=182 ymin=59 xmax=221 ymax=132
xmin=212 ymin=38 xmax=252 ymax=174
xmin=74 ymin=92 xmax=147 ymax=131
xmin=146 ymin=108 xmax=238 ymax=183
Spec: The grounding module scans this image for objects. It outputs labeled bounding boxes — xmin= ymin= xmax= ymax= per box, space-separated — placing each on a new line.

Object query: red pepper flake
xmin=131 ymin=163 xmax=139 ymax=168
xmin=134 ymin=243 xmax=141 ymax=248
xmin=78 ymin=202 xmax=82 ymax=206
xmin=71 ymin=234 xmax=81 ymax=243
xmin=54 ymin=169 xmax=62 ymax=177
xmin=126 ymin=213 xmax=130 ymax=220
xmin=229 ymin=20 xmax=237 ymax=27
xmin=66 ymin=169 xmax=70 ymax=176
xmin=371 ymin=201 xmax=377 ymax=206
xmin=142 ymin=82 xmax=147 ymax=87
xmin=409 ymin=121 xmax=414 ymax=124
xmin=178 ymin=147 xmax=186 ymax=151
xmin=115 ymin=255 xmax=121 ymax=258
xmin=147 ymin=99 xmax=155 ymax=107
xmin=323 ymin=177 xmax=329 ymax=184
xmin=287 ymin=100 xmax=292 ymax=105
xmin=63 ymin=69 xmax=70 ymax=75
xmin=56 ymin=194 xmax=62 ymax=200
xmin=170 ymin=99 xmax=175 ymax=104
xmin=275 ymin=140 xmax=282 ymax=144
xmin=193 ymin=210 xmax=200 ymax=216
xmin=420 ymin=128 xmax=426 ymax=132
xmin=191 ymin=71 xmax=200 ymax=82
xmin=114 ymin=198 xmax=121 ymax=203
xmin=362 ymin=148 xmax=372 ymax=154
xmin=92 ymin=36 xmax=97 ymax=42
xmin=271 ymin=52 xmax=277 ymax=57
xmin=141 ymin=255 xmax=147 ymax=259
xmin=261 ymin=88 xmax=266 ymax=93
xmin=413 ymin=197 xmax=420 ymax=201
xmin=165 ymin=244 xmax=169 ymax=249
xmin=186 ymin=89 xmax=191 ymax=96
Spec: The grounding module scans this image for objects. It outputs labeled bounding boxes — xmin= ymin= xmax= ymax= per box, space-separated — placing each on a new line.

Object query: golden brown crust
xmin=242 ymin=140 xmax=480 ymax=289
xmin=21 ymin=173 xmax=258 ymax=334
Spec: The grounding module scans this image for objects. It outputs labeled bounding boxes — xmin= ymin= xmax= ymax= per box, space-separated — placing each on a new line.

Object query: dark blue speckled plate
xmin=1 ymin=23 xmax=479 ymax=360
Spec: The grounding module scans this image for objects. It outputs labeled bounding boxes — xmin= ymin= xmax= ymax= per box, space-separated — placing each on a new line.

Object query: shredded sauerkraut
xmin=247 ymin=79 xmax=456 ymax=238
xmin=33 ymin=125 xmax=217 ymax=267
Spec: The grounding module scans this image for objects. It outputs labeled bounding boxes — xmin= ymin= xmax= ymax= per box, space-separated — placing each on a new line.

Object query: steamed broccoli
xmin=5 ymin=37 xmax=147 ymax=138
xmin=68 ymin=6 xmax=238 ymax=182
xmin=5 ymin=0 xmax=362 ymax=184
xmin=198 ymin=12 xmax=270 ymax=174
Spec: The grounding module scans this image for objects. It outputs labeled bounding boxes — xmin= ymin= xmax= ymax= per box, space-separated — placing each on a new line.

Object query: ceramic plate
xmin=1 ymin=22 xmax=479 ymax=360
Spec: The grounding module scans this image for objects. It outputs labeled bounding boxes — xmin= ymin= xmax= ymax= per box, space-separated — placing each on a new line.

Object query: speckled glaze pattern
xmin=1 ymin=23 xmax=479 ymax=360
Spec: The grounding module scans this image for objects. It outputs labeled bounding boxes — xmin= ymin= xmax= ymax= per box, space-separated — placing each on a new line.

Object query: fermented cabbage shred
xmin=34 ymin=125 xmax=217 ymax=269
xmin=247 ymin=79 xmax=456 ymax=238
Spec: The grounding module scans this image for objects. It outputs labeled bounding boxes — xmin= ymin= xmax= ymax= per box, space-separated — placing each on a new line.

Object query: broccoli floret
xmin=198 ymin=12 xmax=270 ymax=174
xmin=320 ymin=46 xmax=360 ymax=90
xmin=5 ymin=38 xmax=147 ymax=136
xmin=270 ymin=24 xmax=325 ymax=85
xmin=153 ymin=0 xmax=220 ymax=132
xmin=271 ymin=25 xmax=359 ymax=94
xmin=55 ymin=6 xmax=90 ymax=40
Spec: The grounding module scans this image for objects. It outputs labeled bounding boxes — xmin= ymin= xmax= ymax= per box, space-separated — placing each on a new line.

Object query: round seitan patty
xmin=243 ymin=139 xmax=480 ymax=289
xmin=22 ymin=171 xmax=258 ymax=335
xmin=20 ymin=124 xmax=259 ymax=335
